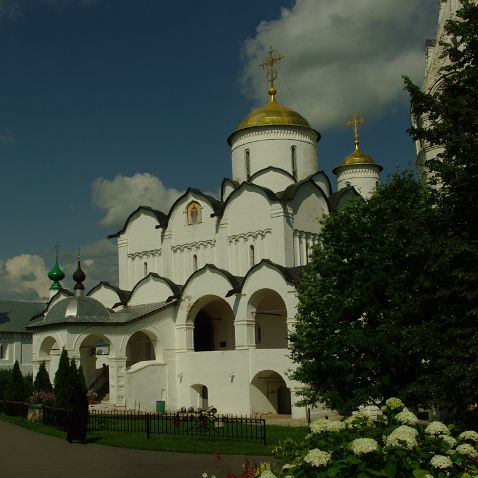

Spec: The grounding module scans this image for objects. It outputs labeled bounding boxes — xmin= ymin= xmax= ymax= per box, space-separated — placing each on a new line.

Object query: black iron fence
xmin=0 ymin=402 xmax=266 ymax=445
xmin=89 ymin=410 xmax=267 ymax=445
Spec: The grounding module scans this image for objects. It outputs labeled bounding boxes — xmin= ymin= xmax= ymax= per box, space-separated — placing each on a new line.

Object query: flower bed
xmin=260 ymin=398 xmax=478 ymax=477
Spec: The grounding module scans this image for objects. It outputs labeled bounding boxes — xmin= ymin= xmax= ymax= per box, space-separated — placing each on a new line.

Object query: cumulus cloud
xmin=60 ymin=239 xmax=118 ymax=291
xmin=0 ymin=239 xmax=118 ymax=301
xmin=0 ymin=255 xmax=50 ymax=301
xmin=0 ymin=129 xmax=15 ymax=142
xmin=91 ymin=173 xmax=182 ymax=229
xmin=241 ymin=0 xmax=436 ymax=130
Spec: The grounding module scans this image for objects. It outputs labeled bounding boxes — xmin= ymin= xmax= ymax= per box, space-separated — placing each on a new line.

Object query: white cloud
xmin=60 ymin=239 xmax=118 ymax=291
xmin=0 ymin=255 xmax=50 ymax=301
xmin=241 ymin=0 xmax=437 ymax=130
xmin=91 ymin=173 xmax=182 ymax=229
xmin=0 ymin=239 xmax=118 ymax=301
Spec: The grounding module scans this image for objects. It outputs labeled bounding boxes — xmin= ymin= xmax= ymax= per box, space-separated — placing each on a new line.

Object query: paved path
xmin=0 ymin=420 xmax=270 ymax=478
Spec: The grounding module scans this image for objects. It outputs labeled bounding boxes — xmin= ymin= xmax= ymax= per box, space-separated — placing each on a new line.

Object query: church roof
xmin=227 ymin=88 xmax=320 ymax=145
xmin=28 ymin=300 xmax=176 ymax=329
xmin=0 ymin=300 xmax=46 ymax=333
xmin=87 ymin=281 xmax=131 ymax=303
xmin=108 ymin=206 xmax=168 ymax=239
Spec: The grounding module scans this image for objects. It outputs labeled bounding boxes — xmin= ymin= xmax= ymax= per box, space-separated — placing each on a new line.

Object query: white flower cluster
xmin=303 ymin=449 xmax=332 ymax=467
xmin=259 ymin=470 xmax=277 ymax=478
xmin=395 ymin=408 xmax=418 ymax=426
xmin=439 ymin=434 xmax=457 ymax=448
xmin=456 ymin=443 xmax=478 ymax=459
xmin=310 ymin=418 xmax=346 ymax=434
xmin=385 ymin=397 xmax=404 ymax=410
xmin=459 ymin=430 xmax=478 ymax=442
xmin=430 ymin=454 xmax=453 ymax=469
xmin=344 ymin=411 xmax=371 ymax=428
xmin=202 ymin=474 xmax=216 ymax=478
xmin=385 ymin=425 xmax=418 ymax=450
xmin=351 ymin=438 xmax=379 ymax=456
xmin=425 ymin=421 xmax=450 ymax=436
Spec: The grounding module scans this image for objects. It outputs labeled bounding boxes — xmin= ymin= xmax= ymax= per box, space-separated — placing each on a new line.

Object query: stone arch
xmin=247 ymin=289 xmax=288 ymax=349
xmin=37 ymin=335 xmax=63 ymax=382
xmin=125 ymin=330 xmax=157 ymax=368
xmin=250 ymin=370 xmax=291 ymax=415
xmin=190 ymin=383 xmax=209 ymax=410
xmin=187 ymin=295 xmax=235 ymax=352
xmin=77 ymin=333 xmax=112 ymax=400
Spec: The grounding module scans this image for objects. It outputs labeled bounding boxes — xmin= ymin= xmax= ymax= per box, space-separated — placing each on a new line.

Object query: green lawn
xmin=0 ymin=413 xmax=307 ymax=455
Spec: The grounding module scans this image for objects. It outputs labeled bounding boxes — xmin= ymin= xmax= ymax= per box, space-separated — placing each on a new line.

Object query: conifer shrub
xmin=6 ymin=361 xmax=26 ymax=402
xmin=33 ymin=362 xmax=53 ymax=392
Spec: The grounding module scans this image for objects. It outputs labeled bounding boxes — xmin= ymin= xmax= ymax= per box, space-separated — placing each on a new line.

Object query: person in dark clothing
xmin=66 ymin=390 xmax=88 ymax=443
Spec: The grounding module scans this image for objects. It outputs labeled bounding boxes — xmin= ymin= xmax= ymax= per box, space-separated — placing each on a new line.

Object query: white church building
xmin=28 ymin=51 xmax=382 ymax=418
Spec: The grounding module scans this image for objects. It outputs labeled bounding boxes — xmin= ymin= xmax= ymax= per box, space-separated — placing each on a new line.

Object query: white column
xmin=109 ymin=357 xmax=127 ymax=407
xmin=300 ymin=233 xmax=307 ymax=265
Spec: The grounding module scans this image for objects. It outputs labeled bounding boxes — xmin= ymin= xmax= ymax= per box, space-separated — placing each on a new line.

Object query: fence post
xmin=146 ymin=413 xmax=151 ymax=439
xmin=262 ymin=419 xmax=266 ymax=446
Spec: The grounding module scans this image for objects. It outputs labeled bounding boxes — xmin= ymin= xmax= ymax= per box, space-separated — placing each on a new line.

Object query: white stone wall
xmin=230 ymin=127 xmax=318 ymax=187
xmin=336 ymin=165 xmax=381 ymax=199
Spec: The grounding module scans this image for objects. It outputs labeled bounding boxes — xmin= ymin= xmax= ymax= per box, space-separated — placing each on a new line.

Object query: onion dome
xmin=341 ymin=144 xmax=376 ymax=166
xmin=228 ymin=47 xmax=319 ymax=144
xmin=338 ymin=113 xmax=379 ymax=167
xmin=48 ymin=260 xmax=65 ymax=290
xmin=73 ymin=251 xmax=86 ymax=293
xmin=228 ymin=86 xmax=319 ymax=144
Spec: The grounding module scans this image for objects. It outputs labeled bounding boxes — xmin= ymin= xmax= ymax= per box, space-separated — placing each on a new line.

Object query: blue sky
xmin=0 ymin=0 xmax=438 ymax=300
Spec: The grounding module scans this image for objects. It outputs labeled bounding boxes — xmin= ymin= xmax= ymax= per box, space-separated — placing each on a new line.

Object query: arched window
xmin=245 ymin=150 xmax=251 ymax=180
xmin=192 ymin=254 xmax=198 ymax=272
xmin=186 ymin=201 xmax=202 ymax=225
xmin=249 ymin=245 xmax=255 ymax=267
xmin=291 ymin=146 xmax=297 ymax=181
xmin=143 ymin=261 xmax=148 ymax=277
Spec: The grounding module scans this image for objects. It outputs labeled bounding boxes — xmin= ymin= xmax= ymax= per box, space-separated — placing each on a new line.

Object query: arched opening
xmin=192 ymin=254 xmax=198 ymax=272
xmin=191 ymin=383 xmax=209 ymax=410
xmin=191 ymin=296 xmax=235 ymax=352
xmin=126 ymin=330 xmax=156 ymax=368
xmin=78 ymin=334 xmax=111 ymax=402
xmin=250 ymin=370 xmax=291 ymax=415
xmin=38 ymin=336 xmax=61 ymax=382
xmin=248 ymin=289 xmax=288 ymax=349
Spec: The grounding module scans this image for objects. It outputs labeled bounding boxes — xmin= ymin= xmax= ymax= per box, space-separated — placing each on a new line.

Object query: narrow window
xmin=245 ymin=150 xmax=251 ymax=180
xmin=143 ymin=261 xmax=148 ymax=277
xmin=291 ymin=146 xmax=297 ymax=181
xmin=0 ymin=344 xmax=3 ymax=359
xmin=192 ymin=254 xmax=198 ymax=272
xmin=249 ymin=245 xmax=255 ymax=267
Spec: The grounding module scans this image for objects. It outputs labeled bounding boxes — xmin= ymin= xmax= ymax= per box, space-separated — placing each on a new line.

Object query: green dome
xmin=48 ymin=261 xmax=65 ymax=283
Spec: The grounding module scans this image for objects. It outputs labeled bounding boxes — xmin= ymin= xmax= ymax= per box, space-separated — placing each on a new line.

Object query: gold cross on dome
xmin=260 ymin=46 xmax=284 ymax=89
xmin=346 ymin=113 xmax=364 ymax=146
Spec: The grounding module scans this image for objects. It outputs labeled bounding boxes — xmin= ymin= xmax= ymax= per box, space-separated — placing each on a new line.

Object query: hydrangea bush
xmin=265 ymin=398 xmax=478 ymax=478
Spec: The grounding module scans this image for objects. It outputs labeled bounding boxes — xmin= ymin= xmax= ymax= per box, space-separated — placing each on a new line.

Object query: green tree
xmin=33 ymin=362 xmax=53 ymax=392
xmin=6 ymin=361 xmax=26 ymax=402
xmin=54 ymin=348 xmax=74 ymax=408
xmin=0 ymin=368 xmax=11 ymax=401
xmin=403 ymin=0 xmax=478 ymax=419
xmin=290 ymin=172 xmax=440 ymax=414
xmin=404 ymin=0 xmax=478 ymax=237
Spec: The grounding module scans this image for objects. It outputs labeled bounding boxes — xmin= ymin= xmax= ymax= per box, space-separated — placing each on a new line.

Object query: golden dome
xmin=341 ymin=144 xmax=376 ymax=166
xmin=228 ymin=87 xmax=319 ymax=144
